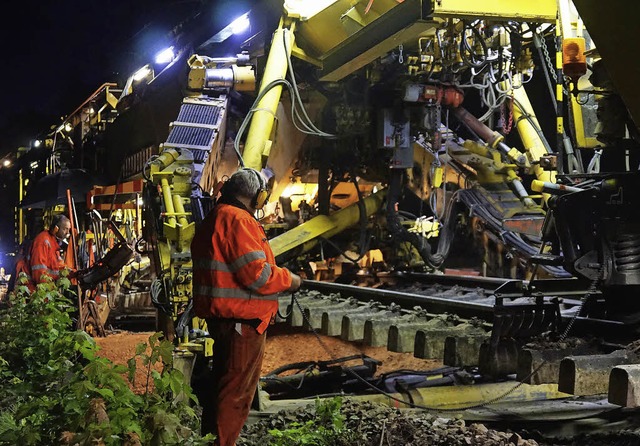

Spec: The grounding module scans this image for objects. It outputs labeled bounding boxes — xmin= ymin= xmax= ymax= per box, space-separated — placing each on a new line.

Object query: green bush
xmin=267 ymin=397 xmax=357 ymax=446
xmin=0 ymin=273 xmax=215 ymax=445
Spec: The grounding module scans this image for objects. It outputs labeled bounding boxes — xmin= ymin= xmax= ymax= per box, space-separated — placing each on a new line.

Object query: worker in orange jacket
xmin=6 ymin=239 xmax=34 ymax=293
xmin=29 ymin=214 xmax=72 ymax=284
xmin=191 ymin=167 xmax=302 ymax=446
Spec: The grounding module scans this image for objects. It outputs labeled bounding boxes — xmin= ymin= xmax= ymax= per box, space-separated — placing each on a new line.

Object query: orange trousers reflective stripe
xmin=201 ymin=319 xmax=265 ymax=446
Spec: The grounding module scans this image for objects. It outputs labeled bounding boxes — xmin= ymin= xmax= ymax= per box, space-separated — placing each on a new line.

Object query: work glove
xmin=288 ymin=272 xmax=302 ymax=292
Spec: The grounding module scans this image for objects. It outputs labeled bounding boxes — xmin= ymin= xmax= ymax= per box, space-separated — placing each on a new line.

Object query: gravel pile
xmin=238 ymin=398 xmax=540 ymax=445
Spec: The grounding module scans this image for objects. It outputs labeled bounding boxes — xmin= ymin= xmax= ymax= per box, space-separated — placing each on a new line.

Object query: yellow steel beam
xmin=261 ymin=382 xmax=578 ymax=418
xmin=348 ymin=381 xmax=569 ymax=410
xmin=270 ymin=190 xmax=386 ymax=258
xmin=17 ymin=169 xmax=24 ymax=243
xmin=433 ymin=0 xmax=556 ymax=22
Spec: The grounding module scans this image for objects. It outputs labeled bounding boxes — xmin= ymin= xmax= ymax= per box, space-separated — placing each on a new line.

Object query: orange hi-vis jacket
xmin=30 ymin=230 xmax=65 ymax=284
xmin=13 ymin=255 xmax=35 ymax=292
xmin=191 ymin=202 xmax=292 ymax=334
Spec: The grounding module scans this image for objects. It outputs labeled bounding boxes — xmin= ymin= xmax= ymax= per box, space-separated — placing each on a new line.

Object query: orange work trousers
xmin=201 ymin=319 xmax=266 ymax=446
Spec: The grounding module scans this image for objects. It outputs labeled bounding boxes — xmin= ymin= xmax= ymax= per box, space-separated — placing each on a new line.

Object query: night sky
xmin=0 ymin=0 xmax=261 ymax=261
xmin=0 ymin=0 xmax=204 ymax=153
xmin=0 ymin=0 xmax=218 ymax=259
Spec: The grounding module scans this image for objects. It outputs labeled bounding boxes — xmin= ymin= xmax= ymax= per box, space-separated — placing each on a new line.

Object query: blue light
xmin=154 ymin=46 xmax=175 ymax=65
xmin=230 ymin=14 xmax=250 ymax=35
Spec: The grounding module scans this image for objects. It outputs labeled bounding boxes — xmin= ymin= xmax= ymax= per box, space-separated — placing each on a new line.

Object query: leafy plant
xmin=267 ymin=397 xmax=356 ymax=446
xmin=0 ymin=272 xmax=215 ymax=445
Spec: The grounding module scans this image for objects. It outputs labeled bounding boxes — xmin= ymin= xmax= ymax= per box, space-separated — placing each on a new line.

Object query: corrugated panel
xmin=191 ymin=148 xmax=210 ymax=163
xmin=166 ymin=125 xmax=215 ymax=147
xmin=176 ymin=102 xmax=221 ymax=126
xmin=123 ymin=146 xmax=154 ymax=179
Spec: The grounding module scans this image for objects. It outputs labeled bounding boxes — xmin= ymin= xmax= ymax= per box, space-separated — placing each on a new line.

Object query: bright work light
xmin=155 ymin=46 xmax=175 ymax=64
xmin=230 ymin=14 xmax=250 ymax=35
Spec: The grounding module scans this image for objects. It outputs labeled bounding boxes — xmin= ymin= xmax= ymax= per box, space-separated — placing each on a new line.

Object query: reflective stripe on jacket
xmin=191 ymin=203 xmax=292 ymax=334
xmin=30 ymin=230 xmax=65 ymax=284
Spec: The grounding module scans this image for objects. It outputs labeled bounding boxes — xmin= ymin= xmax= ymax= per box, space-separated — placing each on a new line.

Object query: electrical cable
xmin=233 ymin=76 xmax=338 ymax=168
xmin=386 ymin=170 xmax=459 ymax=269
xmin=587 ymin=149 xmax=602 ymax=173
xmin=233 ymin=26 xmax=337 ymax=168
xmin=459 ymin=22 xmax=489 ymax=70
xmin=282 ymin=29 xmax=335 ymax=138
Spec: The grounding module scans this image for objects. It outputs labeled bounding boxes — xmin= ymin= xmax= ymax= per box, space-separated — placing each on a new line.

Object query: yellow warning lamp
xmin=562 ymin=37 xmax=587 ymax=85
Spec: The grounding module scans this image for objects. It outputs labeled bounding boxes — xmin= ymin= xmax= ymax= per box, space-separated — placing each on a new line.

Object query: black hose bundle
xmin=385 ymin=170 xmax=457 ymax=269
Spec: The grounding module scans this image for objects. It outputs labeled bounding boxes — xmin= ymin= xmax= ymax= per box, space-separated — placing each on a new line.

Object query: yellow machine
xmin=17 ymin=0 xmax=640 ymax=343
xmin=126 ymin=0 xmax=640 ymax=344
xmin=132 ymin=0 xmax=567 ymax=345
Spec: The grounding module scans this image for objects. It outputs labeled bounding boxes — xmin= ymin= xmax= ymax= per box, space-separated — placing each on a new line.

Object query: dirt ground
xmin=94 ymin=326 xmax=640 ymax=446
xmin=94 ymin=324 xmax=442 ymax=394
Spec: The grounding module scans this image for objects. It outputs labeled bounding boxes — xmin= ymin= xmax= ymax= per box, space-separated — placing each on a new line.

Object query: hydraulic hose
xmin=386 ymin=170 xmax=456 ymax=269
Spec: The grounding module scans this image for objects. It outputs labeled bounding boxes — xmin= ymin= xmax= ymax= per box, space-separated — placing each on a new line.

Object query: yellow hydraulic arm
xmin=242 ymin=20 xmax=296 ymax=170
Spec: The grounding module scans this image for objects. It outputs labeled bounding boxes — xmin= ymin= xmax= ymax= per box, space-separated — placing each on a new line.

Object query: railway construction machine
xmin=129 ymin=0 xmax=636 ymax=341
xmin=36 ymin=0 xmax=640 ymax=371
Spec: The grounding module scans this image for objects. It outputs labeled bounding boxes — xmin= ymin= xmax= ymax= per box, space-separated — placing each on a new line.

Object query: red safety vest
xmin=191 ymin=203 xmax=292 ymax=334
xmin=30 ymin=230 xmax=65 ymax=284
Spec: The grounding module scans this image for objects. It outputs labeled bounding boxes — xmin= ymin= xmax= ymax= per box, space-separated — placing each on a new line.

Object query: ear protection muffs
xmin=50 ymin=215 xmax=64 ymax=232
xmin=246 ymin=168 xmax=269 ymax=210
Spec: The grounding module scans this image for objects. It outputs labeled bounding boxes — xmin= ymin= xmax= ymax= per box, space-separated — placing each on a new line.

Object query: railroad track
xmin=275 ymin=273 xmax=637 ymax=377
xmin=107 ymin=272 xmax=640 ymax=433
xmin=247 ymin=271 xmax=640 ymax=442
xmin=259 ymin=272 xmax=640 ymax=432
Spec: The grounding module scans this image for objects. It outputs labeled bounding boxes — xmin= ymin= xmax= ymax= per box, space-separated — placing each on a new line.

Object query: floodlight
xmin=230 ymin=14 xmax=250 ymax=35
xmin=133 ymin=65 xmax=152 ymax=81
xmin=155 ymin=46 xmax=175 ymax=64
